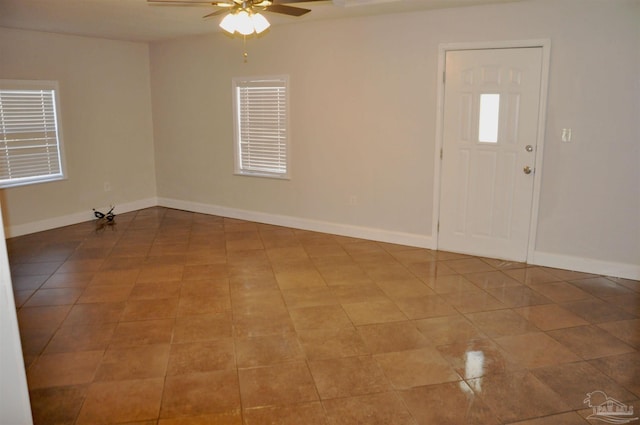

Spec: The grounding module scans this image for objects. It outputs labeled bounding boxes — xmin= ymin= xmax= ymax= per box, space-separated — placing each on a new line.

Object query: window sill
xmin=234 ymin=171 xmax=290 ymax=181
xmin=0 ymin=175 xmax=66 ymax=189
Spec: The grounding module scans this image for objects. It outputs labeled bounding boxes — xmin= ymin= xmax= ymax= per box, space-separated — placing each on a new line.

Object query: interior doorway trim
xmin=432 ymin=39 xmax=551 ymax=262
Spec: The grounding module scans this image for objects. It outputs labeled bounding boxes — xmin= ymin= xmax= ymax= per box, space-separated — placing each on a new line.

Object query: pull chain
xmin=243 ymin=36 xmax=248 ymax=63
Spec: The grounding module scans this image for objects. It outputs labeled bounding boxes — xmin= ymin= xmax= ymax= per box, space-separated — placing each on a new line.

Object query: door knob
xmin=525 ymin=145 xmax=534 ymax=152
xmin=523 ymin=166 xmax=532 ymax=175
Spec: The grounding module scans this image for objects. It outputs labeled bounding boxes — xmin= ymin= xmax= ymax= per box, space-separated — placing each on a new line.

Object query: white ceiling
xmin=0 ymin=0 xmax=520 ymax=43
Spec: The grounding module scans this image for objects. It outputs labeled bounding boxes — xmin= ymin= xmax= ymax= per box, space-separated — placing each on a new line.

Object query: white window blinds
xmin=0 ymin=81 xmax=64 ymax=188
xmin=233 ymin=76 xmax=289 ymax=178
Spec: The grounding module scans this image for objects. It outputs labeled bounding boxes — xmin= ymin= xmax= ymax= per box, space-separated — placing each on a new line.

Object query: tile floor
xmin=8 ymin=207 xmax=640 ymax=425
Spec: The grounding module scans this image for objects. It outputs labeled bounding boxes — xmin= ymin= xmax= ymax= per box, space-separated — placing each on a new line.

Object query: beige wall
xmin=151 ymin=23 xmax=435 ymax=237
xmin=0 ymin=28 xmax=157 ymax=230
xmin=0 ymin=0 xmax=637 ymax=276
xmin=150 ymin=0 xmax=639 ymax=269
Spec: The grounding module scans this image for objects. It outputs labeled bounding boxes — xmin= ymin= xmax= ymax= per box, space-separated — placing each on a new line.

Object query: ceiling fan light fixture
xmin=219 ymin=12 xmax=238 ymax=33
xmin=251 ymin=12 xmax=270 ymax=33
xmin=219 ymin=7 xmax=271 ymax=35
xmin=235 ymin=10 xmax=254 ymax=35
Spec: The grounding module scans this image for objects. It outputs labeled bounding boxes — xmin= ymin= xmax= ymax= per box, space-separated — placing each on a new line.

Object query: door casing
xmin=432 ymin=40 xmax=551 ymax=262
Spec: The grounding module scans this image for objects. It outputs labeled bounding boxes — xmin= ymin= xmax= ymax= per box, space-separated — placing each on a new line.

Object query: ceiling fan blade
xmin=264 ymin=3 xmax=311 ymax=16
xmin=270 ymin=0 xmax=325 ymax=3
xmin=203 ymin=9 xmax=229 ymax=18
xmin=147 ymin=0 xmax=230 ymax=6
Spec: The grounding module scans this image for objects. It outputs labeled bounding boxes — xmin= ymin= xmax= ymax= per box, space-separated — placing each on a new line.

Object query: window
xmin=0 ymin=80 xmax=65 ymax=188
xmin=478 ymin=93 xmax=500 ymax=143
xmin=232 ymin=76 xmax=289 ymax=178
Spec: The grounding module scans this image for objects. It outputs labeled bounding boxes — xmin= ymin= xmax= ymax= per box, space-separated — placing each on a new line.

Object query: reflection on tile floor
xmin=9 ymin=207 xmax=640 ymax=424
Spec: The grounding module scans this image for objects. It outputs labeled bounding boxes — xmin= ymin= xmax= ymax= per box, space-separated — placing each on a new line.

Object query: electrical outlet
xmin=104 ymin=182 xmax=112 ymax=192
xmin=561 ymin=128 xmax=572 ymax=143
xmin=349 ymin=195 xmax=358 ymax=206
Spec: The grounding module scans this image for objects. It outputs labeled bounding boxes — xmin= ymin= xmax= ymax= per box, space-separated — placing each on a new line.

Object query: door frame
xmin=432 ymin=39 xmax=551 ymax=262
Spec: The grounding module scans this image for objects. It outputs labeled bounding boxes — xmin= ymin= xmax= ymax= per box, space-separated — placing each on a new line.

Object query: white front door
xmin=438 ymin=48 xmax=543 ymax=262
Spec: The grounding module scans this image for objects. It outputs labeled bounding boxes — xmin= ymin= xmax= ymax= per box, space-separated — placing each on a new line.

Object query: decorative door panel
xmin=439 ymin=48 xmax=543 ymax=261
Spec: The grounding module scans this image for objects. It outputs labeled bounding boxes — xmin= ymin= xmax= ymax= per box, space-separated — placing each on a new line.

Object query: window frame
xmin=232 ymin=75 xmax=290 ymax=180
xmin=0 ymin=79 xmax=66 ymax=189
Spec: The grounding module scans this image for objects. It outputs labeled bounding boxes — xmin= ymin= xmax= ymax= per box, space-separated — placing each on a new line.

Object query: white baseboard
xmin=157 ymin=197 xmax=435 ymax=249
xmin=5 ymin=196 xmax=638 ymax=280
xmin=4 ymin=197 xmax=158 ymax=238
xmin=531 ymin=250 xmax=640 ymax=281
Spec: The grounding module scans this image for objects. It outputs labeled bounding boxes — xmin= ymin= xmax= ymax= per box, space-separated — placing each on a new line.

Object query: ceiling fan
xmin=147 ymin=0 xmax=324 ymax=36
